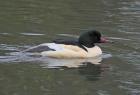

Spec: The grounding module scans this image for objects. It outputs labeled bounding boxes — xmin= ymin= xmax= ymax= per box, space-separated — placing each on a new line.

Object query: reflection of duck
xmin=24 ymin=30 xmax=109 ymax=58
xmin=78 ymin=63 xmax=103 ymax=81
xmin=41 ymin=58 xmax=104 ymax=81
xmin=40 ymin=56 xmax=102 ymax=68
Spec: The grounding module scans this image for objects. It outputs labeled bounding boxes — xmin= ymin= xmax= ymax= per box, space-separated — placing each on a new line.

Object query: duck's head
xmin=78 ymin=30 xmax=108 ymax=48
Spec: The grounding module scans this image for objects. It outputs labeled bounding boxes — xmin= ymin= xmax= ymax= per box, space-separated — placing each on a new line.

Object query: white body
xmin=40 ymin=43 xmax=102 ymax=58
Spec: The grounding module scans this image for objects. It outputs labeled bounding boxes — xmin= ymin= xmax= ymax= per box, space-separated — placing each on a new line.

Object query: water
xmin=0 ymin=0 xmax=140 ymax=95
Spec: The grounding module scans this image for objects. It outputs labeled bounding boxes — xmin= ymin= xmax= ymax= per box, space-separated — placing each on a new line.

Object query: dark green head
xmin=78 ymin=30 xmax=106 ymax=48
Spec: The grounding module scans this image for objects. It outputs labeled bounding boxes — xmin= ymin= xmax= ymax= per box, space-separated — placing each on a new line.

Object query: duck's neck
xmin=78 ymin=40 xmax=95 ymax=48
xmin=78 ymin=44 xmax=95 ymax=52
xmin=78 ymin=44 xmax=88 ymax=52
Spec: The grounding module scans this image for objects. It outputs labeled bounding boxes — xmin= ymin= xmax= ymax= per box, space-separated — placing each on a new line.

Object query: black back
xmin=53 ymin=39 xmax=79 ymax=45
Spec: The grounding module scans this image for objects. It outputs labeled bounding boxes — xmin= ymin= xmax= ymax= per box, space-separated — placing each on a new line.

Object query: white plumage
xmin=41 ymin=43 xmax=102 ymax=58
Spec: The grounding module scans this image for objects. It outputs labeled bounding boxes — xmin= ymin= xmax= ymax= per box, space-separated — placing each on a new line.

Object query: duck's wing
xmin=24 ymin=39 xmax=79 ymax=53
xmin=23 ymin=44 xmax=55 ymax=52
xmin=53 ymin=39 xmax=79 ymax=45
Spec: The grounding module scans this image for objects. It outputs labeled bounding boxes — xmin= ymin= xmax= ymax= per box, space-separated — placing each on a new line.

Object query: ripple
xmin=117 ymin=51 xmax=140 ymax=65
xmin=20 ymin=32 xmax=45 ymax=36
xmin=119 ymin=85 xmax=140 ymax=95
xmin=0 ymin=44 xmax=20 ymax=51
xmin=102 ymin=53 xmax=112 ymax=59
xmin=57 ymin=34 xmax=78 ymax=38
xmin=124 ymin=32 xmax=140 ymax=35
xmin=97 ymin=90 xmax=109 ymax=95
xmin=107 ymin=37 xmax=131 ymax=41
xmin=0 ymin=33 xmax=11 ymax=35
xmin=119 ymin=7 xmax=140 ymax=11
xmin=119 ymin=80 xmax=140 ymax=86
xmin=118 ymin=31 xmax=140 ymax=35
xmin=135 ymin=1 xmax=140 ymax=5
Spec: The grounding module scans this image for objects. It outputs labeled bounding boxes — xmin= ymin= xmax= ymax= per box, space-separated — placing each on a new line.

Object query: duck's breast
xmin=86 ymin=46 xmax=102 ymax=57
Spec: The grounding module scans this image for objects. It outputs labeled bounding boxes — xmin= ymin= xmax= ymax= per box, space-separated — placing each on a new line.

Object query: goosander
xmin=24 ymin=30 xmax=108 ymax=58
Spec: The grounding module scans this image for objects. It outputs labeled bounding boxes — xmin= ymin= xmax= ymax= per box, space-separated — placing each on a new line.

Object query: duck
xmin=24 ymin=30 xmax=108 ymax=58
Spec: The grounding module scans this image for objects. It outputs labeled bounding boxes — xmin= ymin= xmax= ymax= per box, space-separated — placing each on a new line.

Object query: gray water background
xmin=0 ymin=0 xmax=140 ymax=95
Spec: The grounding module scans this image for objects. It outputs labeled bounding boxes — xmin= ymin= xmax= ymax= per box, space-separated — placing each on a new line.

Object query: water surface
xmin=0 ymin=0 xmax=140 ymax=95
